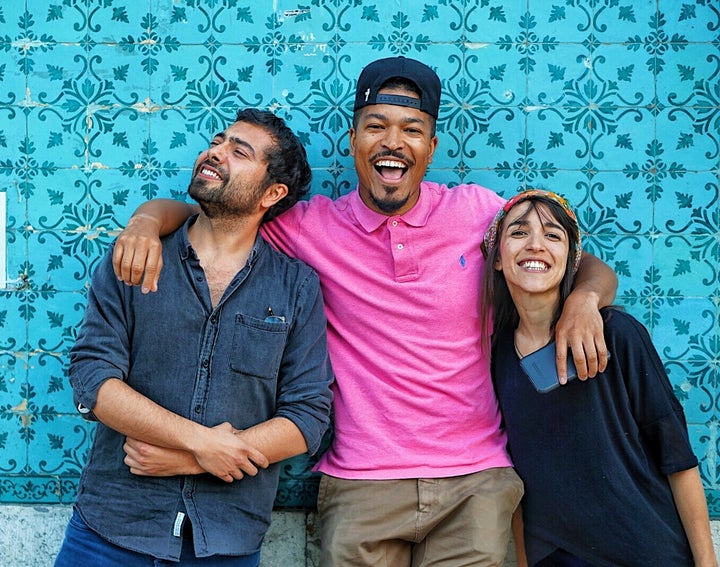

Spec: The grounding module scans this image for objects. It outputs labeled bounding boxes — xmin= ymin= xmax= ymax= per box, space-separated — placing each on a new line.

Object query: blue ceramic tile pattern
xmin=0 ymin=1 xmax=718 ymax=515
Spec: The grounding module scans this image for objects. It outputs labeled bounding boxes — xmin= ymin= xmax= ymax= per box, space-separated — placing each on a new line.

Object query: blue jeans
xmin=54 ymin=509 xmax=261 ymax=567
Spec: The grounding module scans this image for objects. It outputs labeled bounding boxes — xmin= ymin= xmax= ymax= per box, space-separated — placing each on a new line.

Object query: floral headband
xmin=481 ymin=189 xmax=583 ymax=274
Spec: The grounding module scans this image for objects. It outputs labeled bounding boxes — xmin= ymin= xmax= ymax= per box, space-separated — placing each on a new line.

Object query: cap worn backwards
xmin=353 ymin=56 xmax=441 ymax=119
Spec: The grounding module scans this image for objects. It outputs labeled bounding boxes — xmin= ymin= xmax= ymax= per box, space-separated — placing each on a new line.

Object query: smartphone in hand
xmin=519 ymin=342 xmax=578 ymax=393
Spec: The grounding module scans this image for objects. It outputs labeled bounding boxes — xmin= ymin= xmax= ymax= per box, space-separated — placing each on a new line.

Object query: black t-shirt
xmin=492 ymin=308 xmax=698 ymax=567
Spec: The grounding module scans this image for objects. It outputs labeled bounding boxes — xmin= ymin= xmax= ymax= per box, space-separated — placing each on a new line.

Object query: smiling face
xmin=495 ymin=201 xmax=570 ymax=301
xmin=188 ymin=121 xmax=276 ymax=218
xmin=349 ymin=87 xmax=438 ymax=215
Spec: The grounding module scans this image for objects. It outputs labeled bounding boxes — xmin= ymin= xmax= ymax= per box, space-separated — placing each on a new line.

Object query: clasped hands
xmin=123 ymin=422 xmax=269 ymax=483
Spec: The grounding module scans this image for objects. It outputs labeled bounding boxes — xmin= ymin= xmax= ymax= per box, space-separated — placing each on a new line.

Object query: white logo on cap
xmin=364 ymin=88 xmax=370 ymax=102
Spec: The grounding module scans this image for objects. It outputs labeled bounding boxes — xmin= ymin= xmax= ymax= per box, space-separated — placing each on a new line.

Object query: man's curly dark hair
xmin=235 ymin=108 xmax=312 ymax=222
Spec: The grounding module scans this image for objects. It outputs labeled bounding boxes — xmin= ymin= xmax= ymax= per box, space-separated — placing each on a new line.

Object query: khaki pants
xmin=317 ymin=467 xmax=524 ymax=567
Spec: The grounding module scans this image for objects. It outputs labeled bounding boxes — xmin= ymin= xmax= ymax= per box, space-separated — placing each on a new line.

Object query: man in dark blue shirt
xmin=54 ymin=109 xmax=334 ymax=566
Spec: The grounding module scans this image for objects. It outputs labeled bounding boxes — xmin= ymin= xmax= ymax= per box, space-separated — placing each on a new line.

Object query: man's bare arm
xmin=113 ymin=199 xmax=198 ymax=293
xmin=94 ymin=378 xmax=268 ymax=482
xmin=554 ymin=252 xmax=618 ymax=381
xmin=124 ymin=417 xmax=308 ymax=478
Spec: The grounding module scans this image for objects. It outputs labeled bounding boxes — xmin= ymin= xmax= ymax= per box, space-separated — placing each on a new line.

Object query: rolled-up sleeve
xmin=274 ymin=269 xmax=333 ymax=455
xmin=69 ymin=248 xmax=132 ymax=416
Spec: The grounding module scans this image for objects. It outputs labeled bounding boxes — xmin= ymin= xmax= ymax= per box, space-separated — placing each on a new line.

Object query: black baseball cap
xmin=353 ymin=56 xmax=441 ymax=119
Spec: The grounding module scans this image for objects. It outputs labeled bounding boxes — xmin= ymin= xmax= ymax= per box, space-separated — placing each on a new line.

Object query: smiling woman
xmin=480 ymin=190 xmax=717 ymax=567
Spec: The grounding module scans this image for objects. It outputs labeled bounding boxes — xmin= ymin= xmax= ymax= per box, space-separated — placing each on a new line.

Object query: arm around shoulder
xmin=573 ymin=252 xmax=618 ymax=309
xmin=555 ymin=252 xmax=618 ymax=380
xmin=113 ymin=199 xmax=198 ymax=292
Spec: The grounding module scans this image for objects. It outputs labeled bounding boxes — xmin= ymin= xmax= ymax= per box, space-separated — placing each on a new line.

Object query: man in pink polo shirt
xmin=112 ymin=57 xmax=617 ymax=566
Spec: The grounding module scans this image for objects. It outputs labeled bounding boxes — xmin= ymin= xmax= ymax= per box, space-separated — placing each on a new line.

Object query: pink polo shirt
xmin=261 ymin=181 xmax=511 ymax=479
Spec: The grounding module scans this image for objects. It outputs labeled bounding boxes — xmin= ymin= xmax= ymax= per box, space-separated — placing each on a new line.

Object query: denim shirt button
xmin=202 ymin=359 xmax=209 ymax=368
xmin=194 ymin=404 xmax=201 ymax=413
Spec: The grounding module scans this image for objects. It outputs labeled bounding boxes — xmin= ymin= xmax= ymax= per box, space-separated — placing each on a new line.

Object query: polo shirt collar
xmin=350 ymin=182 xmax=432 ymax=232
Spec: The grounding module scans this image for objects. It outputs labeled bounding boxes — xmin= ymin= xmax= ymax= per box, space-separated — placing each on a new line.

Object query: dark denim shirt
xmin=69 ymin=216 xmax=333 ymax=560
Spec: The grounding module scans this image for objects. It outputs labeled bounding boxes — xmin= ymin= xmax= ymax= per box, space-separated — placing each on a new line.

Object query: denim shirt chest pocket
xmin=230 ymin=313 xmax=289 ymax=379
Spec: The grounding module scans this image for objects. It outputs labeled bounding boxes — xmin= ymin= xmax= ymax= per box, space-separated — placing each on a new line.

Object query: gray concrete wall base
xmin=0 ymin=505 xmax=718 ymax=566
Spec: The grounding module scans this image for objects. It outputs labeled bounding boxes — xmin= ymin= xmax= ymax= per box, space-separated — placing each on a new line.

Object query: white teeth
xmin=375 ymin=160 xmax=406 ymax=169
xmin=201 ymin=167 xmax=221 ymax=180
xmin=521 ymin=260 xmax=548 ymax=271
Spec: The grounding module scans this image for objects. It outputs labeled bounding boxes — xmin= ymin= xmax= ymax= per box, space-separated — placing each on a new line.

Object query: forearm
xmin=571 ymin=252 xmax=617 ymax=308
xmin=100 ymin=379 xmax=270 ymax=481
xmin=236 ymin=417 xmax=308 ymax=464
xmin=668 ymin=467 xmax=718 ymax=566
xmin=94 ymin=378 xmax=204 ymax=452
xmin=128 ymin=198 xmax=198 ymax=237
xmin=123 ymin=418 xmax=300 ymax=478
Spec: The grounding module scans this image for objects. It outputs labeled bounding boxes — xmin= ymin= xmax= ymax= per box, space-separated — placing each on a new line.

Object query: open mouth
xmin=519 ymin=260 xmax=550 ymax=271
xmin=197 ymin=163 xmax=223 ymax=181
xmin=374 ymin=159 xmax=408 ymax=182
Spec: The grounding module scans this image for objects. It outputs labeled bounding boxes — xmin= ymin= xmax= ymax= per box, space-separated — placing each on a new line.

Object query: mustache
xmin=369 ymin=150 xmax=415 ymax=168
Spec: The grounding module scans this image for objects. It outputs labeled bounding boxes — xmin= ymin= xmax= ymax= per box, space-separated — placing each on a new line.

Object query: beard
xmin=369 ymin=188 xmax=411 ymax=213
xmin=187 ymin=170 xmax=264 ymax=219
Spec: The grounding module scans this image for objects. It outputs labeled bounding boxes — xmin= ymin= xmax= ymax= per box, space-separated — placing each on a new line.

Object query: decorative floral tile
xmin=654 ymin=235 xmax=718 ymax=297
xmin=1 ymin=0 xmax=718 ymax=516
xmin=646 ymin=298 xmax=716 ymax=363
xmin=654 ymin=171 xmax=718 ymax=236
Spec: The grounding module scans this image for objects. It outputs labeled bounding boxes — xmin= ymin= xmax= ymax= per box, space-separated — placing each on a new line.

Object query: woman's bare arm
xmin=668 ymin=467 xmax=718 ymax=567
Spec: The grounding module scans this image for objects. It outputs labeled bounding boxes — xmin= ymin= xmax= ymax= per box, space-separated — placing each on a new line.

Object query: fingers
xmin=564 ymin=336 xmax=610 ymax=381
xmin=554 ymin=334 xmax=570 ymax=384
xmin=245 ymin=446 xmax=269 ymax=470
xmin=569 ymin=341 xmax=591 ymax=380
xmin=123 ymin=438 xmax=152 ymax=475
xmin=112 ymin=240 xmax=147 ymax=287
xmin=141 ymin=251 xmax=162 ymax=294
xmin=196 ymin=424 xmax=269 ymax=482
xmin=111 ymin=233 xmax=163 ymax=292
xmin=555 ymin=297 xmax=607 ymax=381
xmin=215 ymin=460 xmax=259 ymax=483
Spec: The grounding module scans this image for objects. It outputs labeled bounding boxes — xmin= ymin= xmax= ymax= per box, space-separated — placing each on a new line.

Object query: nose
xmin=206 ymin=143 xmax=223 ymax=162
xmin=526 ymin=230 xmax=545 ymax=250
xmin=381 ymin=125 xmax=404 ymax=151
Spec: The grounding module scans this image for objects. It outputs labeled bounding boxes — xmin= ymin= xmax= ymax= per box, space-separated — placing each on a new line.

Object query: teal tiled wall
xmin=0 ymin=1 xmax=718 ymax=515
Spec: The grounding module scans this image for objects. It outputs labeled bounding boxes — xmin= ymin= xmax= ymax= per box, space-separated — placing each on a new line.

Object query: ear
xmin=260 ymin=183 xmax=288 ymax=209
xmin=426 ymin=135 xmax=439 ymax=164
xmin=494 ymin=255 xmax=503 ymax=271
xmin=349 ymin=127 xmax=356 ymax=157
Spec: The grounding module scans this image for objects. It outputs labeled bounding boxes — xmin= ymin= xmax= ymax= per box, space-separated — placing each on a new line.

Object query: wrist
xmin=127 ymin=212 xmax=162 ymax=232
xmin=183 ymin=422 xmax=212 ymax=456
xmin=568 ymin=286 xmax=602 ymax=308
